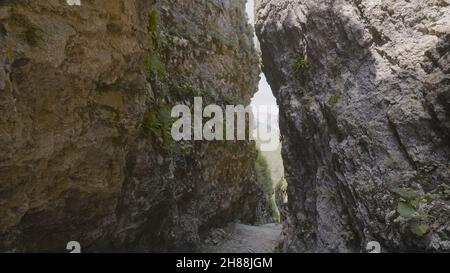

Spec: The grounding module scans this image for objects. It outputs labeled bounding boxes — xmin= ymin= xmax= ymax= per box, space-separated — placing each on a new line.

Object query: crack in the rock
xmin=387 ymin=117 xmax=418 ymax=171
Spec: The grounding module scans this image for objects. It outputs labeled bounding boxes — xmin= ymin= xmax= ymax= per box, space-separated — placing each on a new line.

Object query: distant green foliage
xmin=328 ymin=92 xmax=342 ymax=106
xmin=291 ymin=55 xmax=308 ymax=72
xmin=255 ymin=152 xmax=273 ymax=195
xmin=255 ymin=152 xmax=279 ymax=221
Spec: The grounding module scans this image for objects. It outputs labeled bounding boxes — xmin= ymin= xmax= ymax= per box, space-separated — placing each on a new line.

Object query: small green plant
xmin=145 ymin=8 xmax=170 ymax=81
xmin=325 ymin=189 xmax=337 ymax=201
xmin=142 ymin=106 xmax=174 ymax=152
xmin=148 ymin=8 xmax=159 ymax=33
xmin=328 ymin=92 xmax=342 ymax=106
xmin=274 ymin=242 xmax=282 ymax=253
xmin=341 ymin=225 xmax=356 ymax=242
xmin=387 ymin=157 xmax=398 ymax=169
xmin=145 ymin=54 xmax=166 ymax=79
xmin=391 ymin=187 xmax=430 ymax=237
xmin=157 ymin=31 xmax=175 ymax=52
xmin=391 ymin=187 xmax=420 ymax=200
xmin=291 ymin=55 xmax=308 ymax=72
xmin=442 ymin=184 xmax=450 ymax=200
xmin=418 ymin=164 xmax=436 ymax=174
xmin=296 ymin=85 xmax=305 ymax=95
xmin=424 ymin=193 xmax=442 ymax=202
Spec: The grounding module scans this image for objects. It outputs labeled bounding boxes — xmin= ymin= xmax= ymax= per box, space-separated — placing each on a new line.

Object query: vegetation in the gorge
xmin=325 ymin=189 xmax=337 ymax=201
xmin=391 ymin=187 xmax=431 ymax=237
xmin=391 ymin=183 xmax=450 ymax=238
xmin=145 ymin=9 xmax=167 ymax=81
xmin=256 ymin=152 xmax=273 ymax=194
xmin=142 ymin=106 xmax=174 ymax=151
xmin=148 ymin=8 xmax=158 ymax=33
xmin=276 ymin=177 xmax=288 ymax=205
xmin=141 ymin=5 xmax=253 ymax=158
xmin=255 ymin=151 xmax=279 ymax=221
xmin=143 ymin=8 xmax=198 ymax=155
xmin=291 ymin=55 xmax=308 ymax=72
xmin=328 ymin=92 xmax=342 ymax=107
xmin=274 ymin=242 xmax=282 ymax=253
xmin=296 ymin=85 xmax=305 ymax=95
xmin=341 ymin=225 xmax=356 ymax=242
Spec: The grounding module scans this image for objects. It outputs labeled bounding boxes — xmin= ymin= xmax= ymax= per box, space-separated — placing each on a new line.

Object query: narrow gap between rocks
xmin=201 ymin=0 xmax=287 ymax=253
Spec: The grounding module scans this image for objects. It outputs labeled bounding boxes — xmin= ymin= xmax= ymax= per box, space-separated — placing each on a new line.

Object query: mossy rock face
xmin=148 ymin=8 xmax=159 ymax=33
xmin=0 ymin=0 xmax=260 ymax=252
xmin=142 ymin=106 xmax=173 ymax=150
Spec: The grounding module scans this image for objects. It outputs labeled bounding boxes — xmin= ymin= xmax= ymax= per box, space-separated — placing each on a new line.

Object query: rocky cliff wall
xmin=0 ymin=0 xmax=260 ymax=252
xmin=256 ymin=0 xmax=450 ymax=252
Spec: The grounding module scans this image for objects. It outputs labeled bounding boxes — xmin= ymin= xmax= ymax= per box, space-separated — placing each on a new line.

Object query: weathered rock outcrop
xmin=256 ymin=0 xmax=450 ymax=252
xmin=0 ymin=0 xmax=260 ymax=252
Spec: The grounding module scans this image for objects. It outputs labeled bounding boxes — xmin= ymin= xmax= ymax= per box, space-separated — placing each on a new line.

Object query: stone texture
xmin=0 ymin=0 xmax=260 ymax=252
xmin=256 ymin=0 xmax=450 ymax=252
